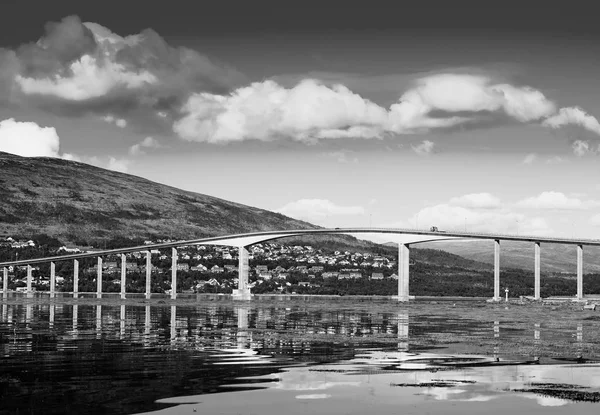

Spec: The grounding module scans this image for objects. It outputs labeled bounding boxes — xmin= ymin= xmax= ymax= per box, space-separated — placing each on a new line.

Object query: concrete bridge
xmin=1 ymin=227 xmax=599 ymax=301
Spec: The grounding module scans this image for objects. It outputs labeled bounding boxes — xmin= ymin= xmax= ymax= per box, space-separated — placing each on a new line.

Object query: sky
xmin=1 ymin=1 xmax=600 ymax=239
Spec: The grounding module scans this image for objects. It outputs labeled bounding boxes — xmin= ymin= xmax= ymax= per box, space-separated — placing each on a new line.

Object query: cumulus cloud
xmin=411 ymin=140 xmax=435 ymax=156
xmin=173 ymin=73 xmax=588 ymax=145
xmin=516 ymin=191 xmax=600 ymax=210
xmin=522 ymin=153 xmax=537 ymax=164
xmin=0 ymin=118 xmax=60 ymax=157
xmin=173 ymin=79 xmax=389 ymax=143
xmin=129 ymin=136 xmax=161 ymax=155
xmin=449 ymin=193 xmax=501 ymax=209
xmin=103 ymin=114 xmax=127 ymax=128
xmin=412 ymin=203 xmax=550 ymax=235
xmin=1 ymin=15 xmax=245 ymax=118
xmin=542 ymin=107 xmax=600 ymax=136
xmin=572 ymin=140 xmax=590 ymax=156
xmin=3 ymin=16 xmax=600 ymax=153
xmin=276 ymin=199 xmax=365 ymax=223
xmin=591 ymin=214 xmax=600 ymax=226
xmin=16 ymin=55 xmax=156 ymax=101
xmin=62 ymin=152 xmax=131 ymax=173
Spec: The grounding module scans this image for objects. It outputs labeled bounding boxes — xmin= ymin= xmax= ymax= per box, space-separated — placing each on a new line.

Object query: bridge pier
xmin=577 ymin=244 xmax=583 ymax=300
xmin=233 ymin=246 xmax=252 ymax=300
xmin=171 ymin=248 xmax=178 ymax=300
xmin=73 ymin=259 xmax=79 ymax=298
xmin=398 ymin=243 xmax=410 ymax=302
xmin=534 ymin=242 xmax=541 ymax=300
xmin=26 ymin=265 xmax=32 ymax=295
xmin=2 ymin=266 xmax=7 ymax=296
xmin=96 ymin=257 xmax=103 ymax=299
xmin=493 ymin=239 xmax=501 ymax=301
xmin=145 ymin=251 xmax=151 ymax=299
xmin=120 ymin=254 xmax=127 ymax=299
xmin=50 ymin=262 xmax=56 ymax=298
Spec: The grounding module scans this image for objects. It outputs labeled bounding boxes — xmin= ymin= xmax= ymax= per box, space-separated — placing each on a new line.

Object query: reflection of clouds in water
xmin=296 ymin=394 xmax=331 ymax=400
xmin=533 ymin=396 xmax=568 ymax=407
xmin=275 ymin=369 xmax=360 ymax=391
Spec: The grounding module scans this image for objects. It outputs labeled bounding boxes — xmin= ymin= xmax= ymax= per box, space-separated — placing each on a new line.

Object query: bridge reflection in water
xmin=0 ymin=303 xmax=591 ymax=359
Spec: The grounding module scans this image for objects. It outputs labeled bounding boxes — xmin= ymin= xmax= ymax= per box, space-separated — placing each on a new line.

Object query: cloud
xmin=542 ymin=107 xmax=600 ymax=136
xmin=129 ymin=136 xmax=161 ymax=155
xmin=572 ymin=140 xmax=590 ymax=156
xmin=103 ymin=114 xmax=127 ymax=128
xmin=62 ymin=152 xmax=131 ymax=173
xmin=173 ymin=72 xmax=594 ymax=146
xmin=0 ymin=118 xmax=60 ymax=157
xmin=546 ymin=156 xmax=566 ymax=164
xmin=411 ymin=140 xmax=435 ymax=156
xmin=590 ymin=214 xmax=600 ymax=226
xmin=276 ymin=199 xmax=365 ymax=223
xmin=516 ymin=191 xmax=600 ymax=210
xmin=319 ymin=150 xmax=358 ymax=163
xmin=449 ymin=193 xmax=501 ymax=209
xmin=107 ymin=157 xmax=130 ymax=172
xmin=412 ymin=203 xmax=550 ymax=235
xmin=2 ymin=15 xmax=245 ymax=119
xmin=173 ymin=79 xmax=389 ymax=143
xmin=522 ymin=153 xmax=536 ymax=164
xmin=16 ymin=54 xmax=156 ymax=101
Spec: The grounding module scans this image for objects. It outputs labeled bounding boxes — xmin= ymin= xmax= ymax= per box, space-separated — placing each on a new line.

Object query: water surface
xmin=1 ymin=298 xmax=600 ymax=414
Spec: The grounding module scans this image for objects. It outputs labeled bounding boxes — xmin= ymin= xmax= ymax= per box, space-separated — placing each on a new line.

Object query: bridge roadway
xmin=1 ymin=228 xmax=599 ymax=301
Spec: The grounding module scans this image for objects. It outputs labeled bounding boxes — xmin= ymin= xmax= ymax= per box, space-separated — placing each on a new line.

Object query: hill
xmin=420 ymin=240 xmax=600 ymax=274
xmin=0 ymin=151 xmax=322 ymax=246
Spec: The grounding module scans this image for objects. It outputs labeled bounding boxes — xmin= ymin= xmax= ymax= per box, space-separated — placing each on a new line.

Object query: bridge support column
xmin=493 ymin=239 xmax=501 ymax=301
xmin=26 ymin=265 xmax=33 ymax=295
xmin=145 ymin=251 xmax=151 ymax=299
xmin=171 ymin=248 xmax=178 ymax=300
xmin=2 ymin=267 xmax=8 ymax=296
xmin=50 ymin=262 xmax=56 ymax=298
xmin=233 ymin=246 xmax=252 ymax=300
xmin=73 ymin=259 xmax=79 ymax=298
xmin=398 ymin=243 xmax=410 ymax=302
xmin=96 ymin=257 xmax=103 ymax=299
xmin=120 ymin=254 xmax=126 ymax=299
xmin=577 ymin=244 xmax=583 ymax=300
xmin=534 ymin=242 xmax=541 ymax=300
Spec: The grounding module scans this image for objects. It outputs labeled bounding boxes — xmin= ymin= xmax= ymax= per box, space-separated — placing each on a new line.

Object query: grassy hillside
xmin=0 ymin=152 xmax=321 ymax=246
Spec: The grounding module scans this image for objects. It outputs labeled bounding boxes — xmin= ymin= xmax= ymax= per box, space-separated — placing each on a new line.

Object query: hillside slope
xmin=0 ymin=151 xmax=322 ymax=245
xmin=421 ymin=240 xmax=600 ymax=274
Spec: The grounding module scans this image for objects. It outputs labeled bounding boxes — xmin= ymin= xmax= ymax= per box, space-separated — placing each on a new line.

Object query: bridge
xmin=1 ymin=227 xmax=599 ymax=301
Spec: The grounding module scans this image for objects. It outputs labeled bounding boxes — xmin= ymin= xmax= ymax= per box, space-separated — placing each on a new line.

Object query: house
xmin=322 ymin=272 xmax=339 ymax=279
xmin=308 ymin=266 xmax=324 ymax=273
xmin=210 ymin=265 xmax=223 ymax=273
xmin=224 ymin=265 xmax=238 ymax=272
xmin=349 ymin=272 xmax=362 ymax=279
xmin=390 ymin=274 xmax=399 ymax=280
xmin=258 ymin=272 xmax=273 ymax=281
xmin=277 ymin=273 xmax=289 ymax=280
xmin=177 ymin=263 xmax=190 ymax=271
xmin=296 ymin=266 xmax=308 ymax=273
xmin=338 ymin=273 xmax=351 ymax=280
xmin=371 ymin=272 xmax=384 ymax=280
xmin=191 ymin=264 xmax=208 ymax=272
xmin=255 ymin=265 xmax=269 ymax=274
xmin=298 ymin=281 xmax=311 ymax=287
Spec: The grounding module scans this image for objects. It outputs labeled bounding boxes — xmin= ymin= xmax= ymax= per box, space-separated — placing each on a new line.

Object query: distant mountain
xmin=420 ymin=240 xmax=600 ymax=274
xmin=382 ymin=242 xmax=492 ymax=271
